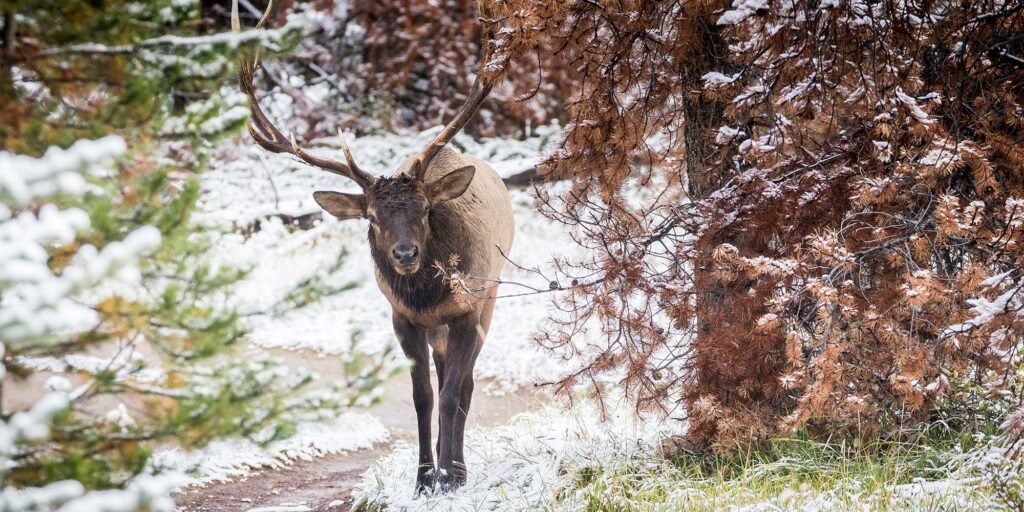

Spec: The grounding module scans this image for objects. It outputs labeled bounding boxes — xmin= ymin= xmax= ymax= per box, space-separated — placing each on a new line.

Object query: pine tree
xmin=1 ymin=1 xmax=390 ymax=509
xmin=473 ymin=0 xmax=1024 ymax=453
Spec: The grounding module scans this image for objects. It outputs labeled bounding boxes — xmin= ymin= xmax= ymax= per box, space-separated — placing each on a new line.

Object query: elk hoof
xmin=450 ymin=462 xmax=468 ymax=489
xmin=434 ymin=467 xmax=467 ymax=493
xmin=414 ymin=466 xmax=435 ymax=495
xmin=450 ymin=471 xmax=467 ymax=489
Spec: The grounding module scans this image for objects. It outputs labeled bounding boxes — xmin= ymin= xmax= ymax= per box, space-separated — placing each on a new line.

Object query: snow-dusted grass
xmin=353 ymin=402 xmax=680 ymax=511
xmin=561 ymin=429 xmax=1001 ymax=512
xmin=353 ymin=408 xmax=1008 ymax=511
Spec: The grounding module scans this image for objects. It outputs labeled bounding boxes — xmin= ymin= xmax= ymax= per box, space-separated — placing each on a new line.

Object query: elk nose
xmin=391 ymin=243 xmax=419 ymax=265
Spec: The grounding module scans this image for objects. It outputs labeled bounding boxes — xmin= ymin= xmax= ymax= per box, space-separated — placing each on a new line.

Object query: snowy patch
xmin=246 ymin=504 xmax=312 ymax=512
xmin=702 ymin=71 xmax=739 ymax=87
xmin=0 ymin=137 xmax=162 ymax=350
xmin=15 ymin=349 xmax=165 ymax=384
xmin=151 ymin=412 xmax=389 ymax=486
xmin=353 ymin=402 xmax=679 ymax=511
xmin=896 ymin=87 xmax=935 ymax=125
xmin=718 ymin=0 xmax=769 ymax=26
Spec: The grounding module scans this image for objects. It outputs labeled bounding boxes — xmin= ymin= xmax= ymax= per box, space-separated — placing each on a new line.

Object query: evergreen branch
xmin=29 ymin=26 xmax=293 ymax=59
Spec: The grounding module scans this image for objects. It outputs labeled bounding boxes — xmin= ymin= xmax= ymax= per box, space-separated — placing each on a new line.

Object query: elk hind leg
xmin=452 ymin=288 xmax=496 ymax=477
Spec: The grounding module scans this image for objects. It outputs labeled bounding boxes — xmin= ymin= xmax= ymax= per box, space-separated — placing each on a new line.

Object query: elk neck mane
xmin=369 ymin=204 xmax=468 ymax=312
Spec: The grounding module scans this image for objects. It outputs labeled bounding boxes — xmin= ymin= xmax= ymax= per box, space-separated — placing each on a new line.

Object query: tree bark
xmin=680 ymin=15 xmax=728 ymax=201
xmin=676 ymin=12 xmax=755 ymax=451
xmin=1 ymin=11 xmax=15 ymax=93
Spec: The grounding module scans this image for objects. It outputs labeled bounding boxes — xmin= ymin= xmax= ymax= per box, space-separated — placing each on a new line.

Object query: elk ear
xmin=427 ymin=165 xmax=475 ymax=203
xmin=313 ymin=191 xmax=365 ymax=220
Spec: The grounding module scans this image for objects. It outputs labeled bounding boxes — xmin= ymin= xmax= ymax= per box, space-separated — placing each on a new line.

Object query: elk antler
xmin=231 ymin=0 xmax=375 ymax=189
xmin=410 ymin=72 xmax=495 ymax=180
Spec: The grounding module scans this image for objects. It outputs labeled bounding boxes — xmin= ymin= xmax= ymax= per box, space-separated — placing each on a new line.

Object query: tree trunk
xmin=681 ymin=15 xmax=728 ymax=201
xmin=1 ymin=11 xmax=15 ymax=100
xmin=676 ymin=12 xmax=774 ymax=451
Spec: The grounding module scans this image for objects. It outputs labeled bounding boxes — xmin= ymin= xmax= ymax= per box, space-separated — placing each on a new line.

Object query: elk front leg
xmin=437 ymin=313 xmax=481 ymax=490
xmin=432 ymin=350 xmax=444 ymax=460
xmin=428 ymin=326 xmax=448 ymax=461
xmin=393 ymin=312 xmax=434 ymax=493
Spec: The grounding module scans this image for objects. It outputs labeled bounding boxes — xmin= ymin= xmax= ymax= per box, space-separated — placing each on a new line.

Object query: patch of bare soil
xmin=176 ymin=349 xmax=547 ymax=512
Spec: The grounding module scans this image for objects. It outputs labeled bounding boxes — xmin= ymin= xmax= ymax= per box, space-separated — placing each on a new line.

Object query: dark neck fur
xmin=370 ymin=206 xmax=467 ymax=312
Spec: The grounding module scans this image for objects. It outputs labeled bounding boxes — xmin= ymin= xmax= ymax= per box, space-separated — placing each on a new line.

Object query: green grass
xmin=557 ymin=423 xmax=1006 ymax=511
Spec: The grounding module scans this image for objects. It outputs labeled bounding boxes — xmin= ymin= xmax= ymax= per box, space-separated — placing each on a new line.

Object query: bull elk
xmin=231 ymin=0 xmax=513 ymax=493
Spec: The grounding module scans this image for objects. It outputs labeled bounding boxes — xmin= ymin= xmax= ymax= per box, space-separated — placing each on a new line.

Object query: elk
xmin=231 ymin=1 xmax=513 ymax=493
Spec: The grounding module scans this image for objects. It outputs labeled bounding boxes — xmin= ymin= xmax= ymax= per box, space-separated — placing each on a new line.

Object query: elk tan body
xmin=377 ymin=147 xmax=515 ymax=329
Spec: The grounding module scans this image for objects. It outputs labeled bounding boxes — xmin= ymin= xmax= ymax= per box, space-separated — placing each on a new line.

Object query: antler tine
xmin=412 ymin=75 xmax=494 ymax=180
xmin=337 ymin=128 xmax=365 ymax=177
xmin=231 ymin=0 xmax=375 ymax=189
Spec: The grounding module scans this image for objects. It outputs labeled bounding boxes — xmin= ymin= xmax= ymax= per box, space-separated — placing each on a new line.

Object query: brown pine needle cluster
xmin=473 ymin=0 xmax=1024 ymax=453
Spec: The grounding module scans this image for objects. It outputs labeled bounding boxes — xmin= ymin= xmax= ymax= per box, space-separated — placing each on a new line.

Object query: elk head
xmin=232 ymin=0 xmax=492 ymax=276
xmin=314 ymin=167 xmax=475 ymax=275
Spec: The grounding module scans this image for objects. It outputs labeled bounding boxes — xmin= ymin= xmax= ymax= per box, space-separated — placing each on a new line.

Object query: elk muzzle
xmin=390 ymin=242 xmax=421 ymax=274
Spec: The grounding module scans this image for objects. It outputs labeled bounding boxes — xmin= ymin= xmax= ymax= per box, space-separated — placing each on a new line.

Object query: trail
xmin=175 ymin=349 xmax=548 ymax=512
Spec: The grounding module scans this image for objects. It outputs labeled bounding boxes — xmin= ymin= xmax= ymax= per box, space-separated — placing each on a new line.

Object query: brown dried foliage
xmin=341 ymin=0 xmax=571 ymax=135
xmin=478 ymin=0 xmax=1024 ymax=452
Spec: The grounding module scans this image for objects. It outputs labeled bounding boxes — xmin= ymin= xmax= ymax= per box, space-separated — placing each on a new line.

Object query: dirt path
xmin=175 ymin=349 xmax=547 ymax=512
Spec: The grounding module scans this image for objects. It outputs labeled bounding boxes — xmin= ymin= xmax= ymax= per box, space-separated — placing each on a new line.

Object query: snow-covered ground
xmin=353 ymin=408 xmax=1008 ymax=512
xmin=353 ymin=403 xmax=681 ymax=511
xmin=152 ymin=412 xmax=388 ymax=487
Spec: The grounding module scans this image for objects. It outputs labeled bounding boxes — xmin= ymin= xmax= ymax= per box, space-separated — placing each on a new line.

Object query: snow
xmin=351 ymin=398 xmax=1001 ymax=511
xmin=0 ymin=136 xmax=123 ymax=207
xmin=0 ymin=224 xmax=161 ymax=349
xmin=0 ymin=137 xmax=162 ymax=351
xmin=702 ymin=71 xmax=739 ymax=87
xmin=55 ymin=473 xmax=188 ymax=512
xmin=0 ymin=392 xmax=68 ymax=451
xmin=0 ymin=481 xmax=86 ymax=512
xmin=718 ymin=0 xmax=769 ymax=26
xmin=0 ymin=139 xmax=191 ymax=512
xmin=200 ymin=105 xmax=250 ymax=135
xmin=353 ymin=402 xmax=680 ymax=511
xmin=15 ymin=350 xmax=165 ymax=384
xmin=40 ymin=25 xmax=297 ymax=57
xmin=151 ymin=412 xmax=389 ymax=486
xmin=896 ymin=87 xmax=935 ymax=125
xmin=0 ymin=137 xmax=199 ymax=512
xmin=0 ymin=393 xmax=90 ymax=512
xmin=716 ymin=126 xmax=743 ymax=145
xmin=919 ymin=144 xmax=959 ymax=169
xmin=941 ymin=279 xmax=1023 ymax=338
xmin=246 ymin=504 xmax=312 ymax=512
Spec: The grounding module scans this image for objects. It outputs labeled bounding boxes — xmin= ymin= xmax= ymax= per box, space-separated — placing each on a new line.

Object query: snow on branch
xmin=0 ymin=137 xmax=161 ymax=352
xmin=35 ymin=25 xmax=298 ymax=58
